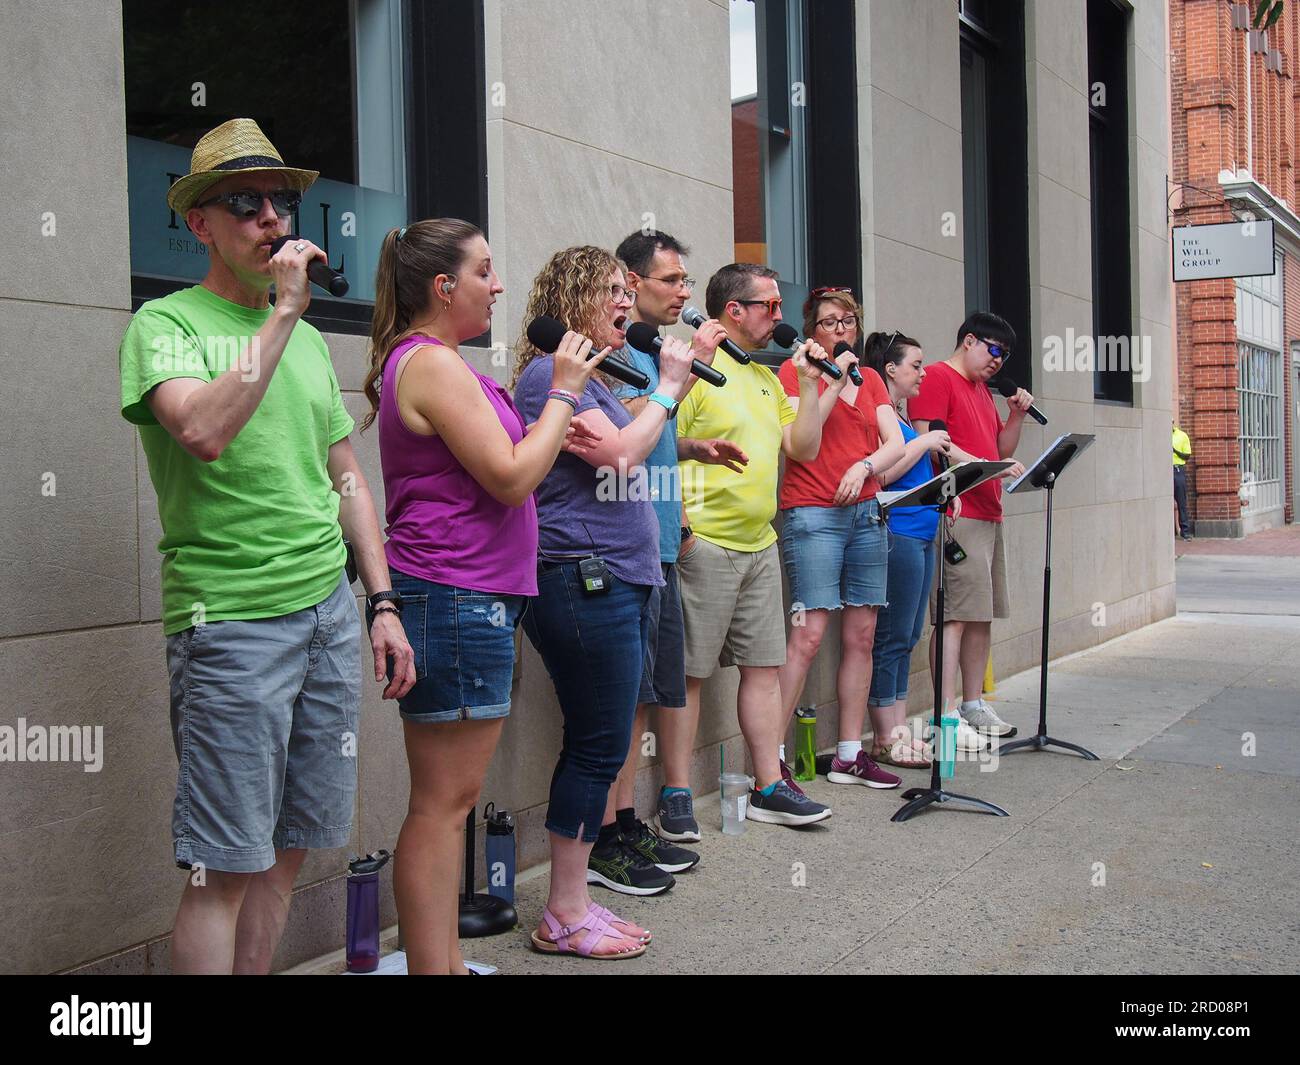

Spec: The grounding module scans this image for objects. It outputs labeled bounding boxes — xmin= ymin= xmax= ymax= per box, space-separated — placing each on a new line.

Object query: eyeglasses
xmin=643 ymin=274 xmax=696 ymax=290
xmin=609 ymin=284 xmax=637 ymax=306
xmin=737 ymin=297 xmax=783 ymax=315
xmin=810 ymin=286 xmax=853 ymax=299
xmin=816 ymin=314 xmax=859 ymax=332
xmin=982 ymin=339 xmax=1008 ymax=360
xmin=194 ymin=188 xmax=303 ymax=219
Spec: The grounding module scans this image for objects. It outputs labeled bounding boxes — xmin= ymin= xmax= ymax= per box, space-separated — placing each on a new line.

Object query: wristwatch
xmin=680 ymin=524 xmax=693 ymax=542
xmin=647 ymin=391 xmax=680 ymax=419
xmin=366 ymin=589 xmax=403 ymax=624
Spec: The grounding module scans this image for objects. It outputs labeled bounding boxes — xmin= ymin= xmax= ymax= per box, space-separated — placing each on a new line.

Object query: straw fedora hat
xmin=166 ymin=118 xmax=319 ymax=216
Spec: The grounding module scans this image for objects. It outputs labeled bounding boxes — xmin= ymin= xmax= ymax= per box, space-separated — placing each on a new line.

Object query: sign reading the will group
xmin=1172 ymin=219 xmax=1276 ymax=282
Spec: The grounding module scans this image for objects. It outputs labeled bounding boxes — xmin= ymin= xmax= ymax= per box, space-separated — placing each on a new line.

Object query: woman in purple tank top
xmin=362 ymin=219 xmax=606 ymax=975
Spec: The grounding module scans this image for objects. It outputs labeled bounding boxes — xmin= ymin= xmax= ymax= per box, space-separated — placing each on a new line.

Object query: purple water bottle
xmin=346 ymin=849 xmax=390 ymax=973
xmin=484 ymin=803 xmax=516 ymax=906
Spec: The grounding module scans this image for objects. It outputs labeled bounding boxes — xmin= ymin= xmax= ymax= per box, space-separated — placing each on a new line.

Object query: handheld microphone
xmin=928 ymin=418 xmax=950 ymax=472
xmin=833 ymin=340 xmax=864 ymax=386
xmin=771 ymin=323 xmax=843 ymax=380
xmin=994 ymin=377 xmax=1048 ymax=425
xmin=625 ymin=321 xmax=726 ymax=387
xmin=681 ymin=306 xmax=751 ymax=364
xmin=268 ymin=235 xmax=349 ymax=297
xmin=525 ymin=315 xmax=650 ymax=390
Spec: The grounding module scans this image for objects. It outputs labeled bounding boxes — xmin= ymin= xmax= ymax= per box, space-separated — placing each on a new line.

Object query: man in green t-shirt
xmin=118 ymin=119 xmax=414 ymax=974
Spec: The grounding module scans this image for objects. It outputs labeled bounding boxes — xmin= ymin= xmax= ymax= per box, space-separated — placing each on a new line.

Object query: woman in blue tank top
xmin=863 ymin=331 xmax=954 ymax=768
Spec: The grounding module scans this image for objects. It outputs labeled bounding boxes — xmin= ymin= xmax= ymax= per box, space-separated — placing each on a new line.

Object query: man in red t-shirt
xmin=909 ymin=311 xmax=1029 ymax=751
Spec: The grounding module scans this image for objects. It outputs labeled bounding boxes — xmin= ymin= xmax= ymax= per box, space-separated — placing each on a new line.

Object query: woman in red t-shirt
xmin=775 ymin=288 xmax=908 ymax=790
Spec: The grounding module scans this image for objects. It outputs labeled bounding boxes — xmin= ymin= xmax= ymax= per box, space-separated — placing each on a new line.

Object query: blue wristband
xmin=648 ymin=391 xmax=679 ymax=418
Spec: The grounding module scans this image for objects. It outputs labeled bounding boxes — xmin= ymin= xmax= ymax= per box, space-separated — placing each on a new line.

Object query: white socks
xmin=778 ymin=743 xmax=786 ymax=763
xmin=837 ymin=740 xmax=862 ymax=762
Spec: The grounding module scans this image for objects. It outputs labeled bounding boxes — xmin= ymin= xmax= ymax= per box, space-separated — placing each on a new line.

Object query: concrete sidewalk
xmin=325 ymin=608 xmax=1297 ymax=975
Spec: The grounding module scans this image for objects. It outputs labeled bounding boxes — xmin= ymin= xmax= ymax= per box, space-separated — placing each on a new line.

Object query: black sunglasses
xmin=195 ymin=188 xmax=302 ymax=219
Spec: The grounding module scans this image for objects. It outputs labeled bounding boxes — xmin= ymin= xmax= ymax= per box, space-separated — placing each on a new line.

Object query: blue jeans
xmin=868 ymin=533 xmax=935 ymax=708
xmin=522 ymin=561 xmax=651 ymax=842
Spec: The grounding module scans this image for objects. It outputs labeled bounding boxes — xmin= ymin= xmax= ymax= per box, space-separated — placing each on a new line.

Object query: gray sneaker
xmin=746 ymin=780 xmax=832 ymax=827
xmin=960 ymin=700 xmax=1017 ymax=738
xmin=654 ymin=788 xmax=701 ymax=842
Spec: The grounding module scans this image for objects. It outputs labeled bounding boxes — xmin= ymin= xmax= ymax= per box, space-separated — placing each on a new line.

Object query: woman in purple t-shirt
xmin=512 ymin=246 xmax=697 ymax=960
xmin=363 ymin=219 xmax=605 ymax=975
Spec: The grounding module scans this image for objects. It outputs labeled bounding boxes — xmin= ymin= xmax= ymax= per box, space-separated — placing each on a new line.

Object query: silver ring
xmin=294 ymin=242 xmax=306 ymax=253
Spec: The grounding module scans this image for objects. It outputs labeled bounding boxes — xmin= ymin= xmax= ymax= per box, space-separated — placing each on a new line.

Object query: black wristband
xmin=366 ymin=590 xmax=403 ymax=614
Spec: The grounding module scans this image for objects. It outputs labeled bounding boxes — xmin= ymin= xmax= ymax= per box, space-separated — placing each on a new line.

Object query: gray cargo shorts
xmin=165 ymin=572 xmax=362 ymax=873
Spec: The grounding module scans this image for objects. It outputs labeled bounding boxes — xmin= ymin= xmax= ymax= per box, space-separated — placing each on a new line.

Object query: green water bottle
xmin=794 ymin=707 xmax=817 ymax=782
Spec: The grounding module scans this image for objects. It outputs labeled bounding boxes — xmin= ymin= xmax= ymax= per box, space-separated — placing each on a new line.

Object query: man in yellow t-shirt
xmin=1173 ymin=424 xmax=1192 ymax=540
xmin=663 ymin=263 xmax=833 ymax=831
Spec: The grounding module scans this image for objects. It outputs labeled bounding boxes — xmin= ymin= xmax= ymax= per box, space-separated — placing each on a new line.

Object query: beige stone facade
xmin=0 ymin=0 xmax=1172 ymax=973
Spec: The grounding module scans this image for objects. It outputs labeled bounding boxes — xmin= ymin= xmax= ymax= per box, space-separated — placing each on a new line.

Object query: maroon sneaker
xmin=779 ymin=758 xmax=807 ymax=796
xmin=826 ymin=751 xmax=901 ymax=790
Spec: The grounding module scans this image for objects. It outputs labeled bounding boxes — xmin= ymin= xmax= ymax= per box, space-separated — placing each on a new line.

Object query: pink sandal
xmin=588 ymin=901 xmax=651 ymax=944
xmin=529 ymin=906 xmax=646 ymax=959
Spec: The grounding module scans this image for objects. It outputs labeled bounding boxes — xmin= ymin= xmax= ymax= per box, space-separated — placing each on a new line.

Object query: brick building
xmin=1172 ymin=0 xmax=1298 ymax=535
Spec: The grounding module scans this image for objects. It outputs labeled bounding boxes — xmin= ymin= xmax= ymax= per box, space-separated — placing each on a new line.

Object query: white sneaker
xmin=960 ymin=700 xmax=1017 ymax=737
xmin=954 ymin=719 xmax=990 ymax=752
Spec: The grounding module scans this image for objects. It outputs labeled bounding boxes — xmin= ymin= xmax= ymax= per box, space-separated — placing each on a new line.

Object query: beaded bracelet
xmin=547 ymin=389 xmax=579 ymax=410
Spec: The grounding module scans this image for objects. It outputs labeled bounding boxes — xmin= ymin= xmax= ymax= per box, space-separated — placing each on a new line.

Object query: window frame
xmin=1088 ymin=0 xmax=1134 ymax=405
xmin=126 ymin=0 xmax=488 ymax=337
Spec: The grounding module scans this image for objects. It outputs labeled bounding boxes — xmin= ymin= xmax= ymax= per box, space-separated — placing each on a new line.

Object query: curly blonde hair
xmin=511 ymin=245 xmax=624 ymax=390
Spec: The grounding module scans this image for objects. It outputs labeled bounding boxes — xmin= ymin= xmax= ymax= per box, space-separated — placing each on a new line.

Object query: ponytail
xmin=862 ymin=329 xmax=920 ymax=381
xmin=361 ymin=218 xmax=483 ymax=432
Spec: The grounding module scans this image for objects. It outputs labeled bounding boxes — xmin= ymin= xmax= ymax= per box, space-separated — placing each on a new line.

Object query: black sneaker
xmin=622 ymin=819 xmax=700 ymax=874
xmin=746 ymin=780 xmax=832 ymax=827
xmin=587 ymin=834 xmax=676 ymax=896
xmin=654 ymin=788 xmax=701 ymax=843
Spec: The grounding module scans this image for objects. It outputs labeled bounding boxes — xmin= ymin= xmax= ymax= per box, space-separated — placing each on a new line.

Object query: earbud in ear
xmin=441 ymin=282 xmax=454 ymax=295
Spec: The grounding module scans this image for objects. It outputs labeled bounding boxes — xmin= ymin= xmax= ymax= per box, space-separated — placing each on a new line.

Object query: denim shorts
xmin=638 ymin=562 xmax=687 ymax=709
xmin=164 ymin=571 xmax=361 ymax=873
xmin=779 ymin=499 xmax=889 ymax=613
xmin=389 ymin=569 xmax=526 ymax=724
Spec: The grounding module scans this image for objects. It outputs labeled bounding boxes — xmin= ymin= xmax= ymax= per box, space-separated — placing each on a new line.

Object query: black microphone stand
xmin=997 ymin=434 xmax=1099 ymax=760
xmin=457 ymin=806 xmax=517 ymax=936
xmin=880 ymin=461 xmax=1013 ymax=822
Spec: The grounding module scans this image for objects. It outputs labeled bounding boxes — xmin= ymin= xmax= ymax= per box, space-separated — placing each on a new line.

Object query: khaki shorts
xmin=676 ymin=537 xmax=787 ymax=677
xmin=929 ymin=516 xmax=1009 ymax=623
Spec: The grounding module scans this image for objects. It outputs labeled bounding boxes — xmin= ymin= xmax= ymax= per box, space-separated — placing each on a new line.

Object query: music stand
xmin=998 ymin=433 xmax=1099 ymax=760
xmin=880 ymin=459 xmax=1014 ymax=822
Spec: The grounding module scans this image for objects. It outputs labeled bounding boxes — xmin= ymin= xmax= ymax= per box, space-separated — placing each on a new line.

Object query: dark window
xmin=1088 ymin=0 xmax=1133 ymax=403
xmin=123 ymin=0 xmax=485 ymax=336
xmin=806 ymin=0 xmax=862 ymax=300
xmin=959 ymin=0 xmax=1031 ymax=389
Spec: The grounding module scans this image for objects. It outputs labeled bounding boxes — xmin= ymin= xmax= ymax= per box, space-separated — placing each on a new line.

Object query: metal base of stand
xmin=458 ymin=892 xmax=517 ymax=938
xmin=998 ymin=733 xmax=1099 ymax=760
xmin=891 ymin=786 xmax=1009 ymax=822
